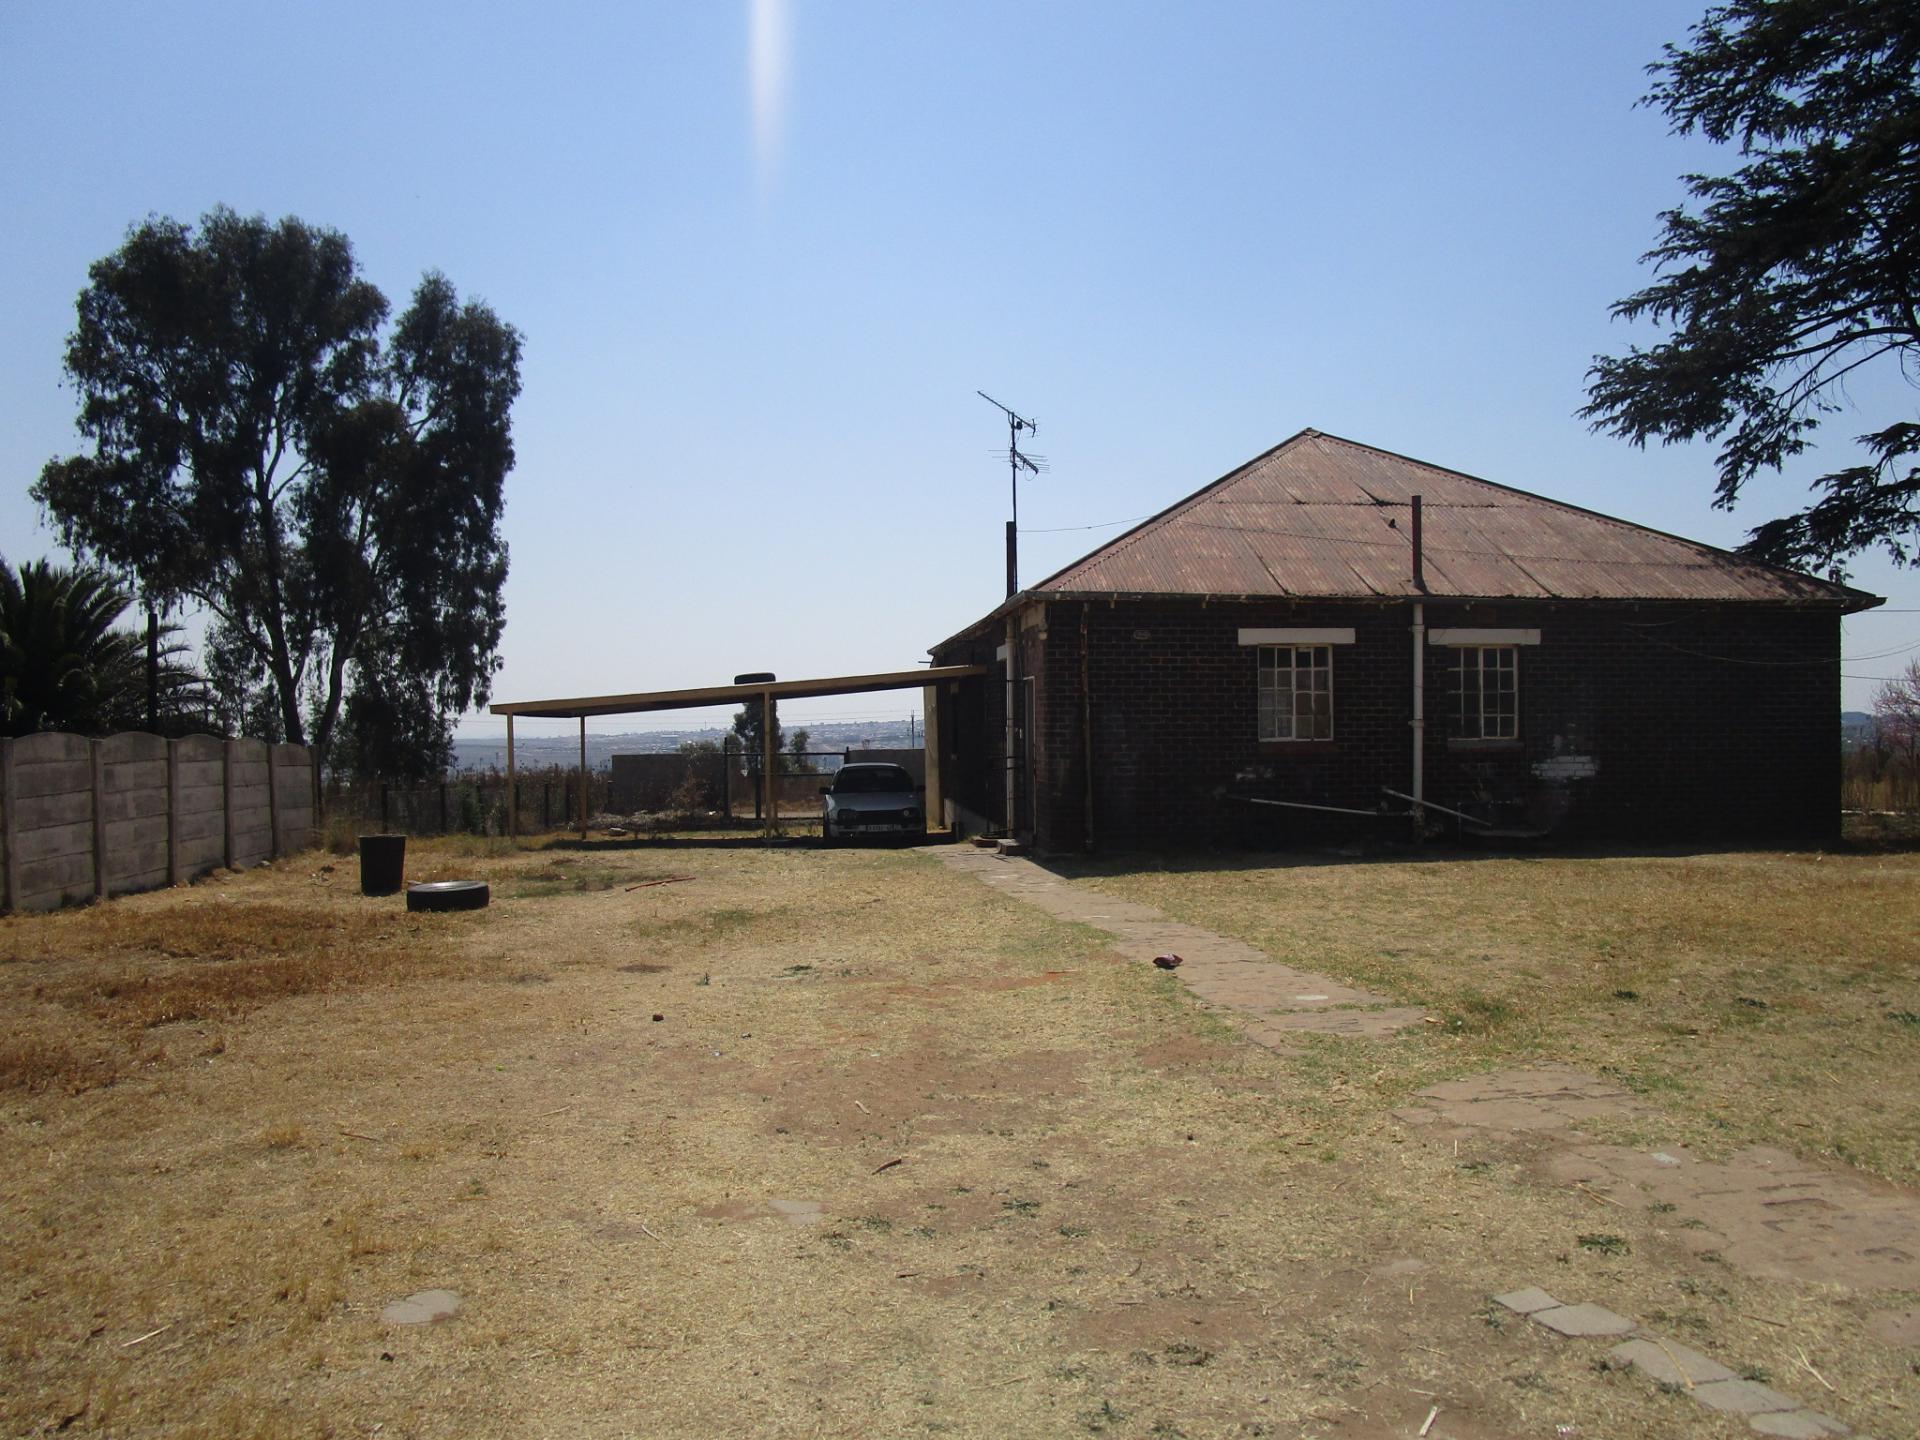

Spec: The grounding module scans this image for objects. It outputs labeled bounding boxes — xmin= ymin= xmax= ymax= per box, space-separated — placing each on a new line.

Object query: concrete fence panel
xmin=271 ymin=743 xmax=316 ymax=855
xmin=173 ymin=735 xmax=228 ymax=878
xmin=0 ymin=732 xmax=315 ymax=913
xmin=5 ymin=733 xmax=96 ymax=912
xmin=98 ymin=732 xmax=170 ymax=896
xmin=227 ymin=738 xmax=273 ymax=869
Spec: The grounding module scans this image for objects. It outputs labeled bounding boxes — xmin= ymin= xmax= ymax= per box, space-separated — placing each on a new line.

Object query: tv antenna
xmin=978 ymin=390 xmax=1047 ymax=595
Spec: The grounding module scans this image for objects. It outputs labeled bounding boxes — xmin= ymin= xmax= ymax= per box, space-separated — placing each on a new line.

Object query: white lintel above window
xmin=1237 ymin=627 xmax=1355 ymax=646
xmin=1428 ymin=627 xmax=1541 ymax=646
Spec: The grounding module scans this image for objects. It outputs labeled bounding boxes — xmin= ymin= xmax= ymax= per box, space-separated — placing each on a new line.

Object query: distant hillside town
xmin=452 ymin=717 xmax=921 ymax=774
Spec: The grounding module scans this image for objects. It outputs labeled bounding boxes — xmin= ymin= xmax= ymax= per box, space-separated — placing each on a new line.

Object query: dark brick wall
xmin=938 ymin=597 xmax=1843 ymax=853
xmin=934 ymin=624 xmax=1009 ymax=830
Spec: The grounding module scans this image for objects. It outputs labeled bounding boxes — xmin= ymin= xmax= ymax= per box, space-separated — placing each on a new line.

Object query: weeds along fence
xmin=1842 ymin=737 xmax=1920 ymax=814
xmin=0 ymin=732 xmax=315 ymax=913
xmin=327 ymin=750 xmax=884 ymax=843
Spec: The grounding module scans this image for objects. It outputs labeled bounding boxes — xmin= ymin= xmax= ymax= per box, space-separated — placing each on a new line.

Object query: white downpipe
xmin=1411 ymin=601 xmax=1426 ymax=811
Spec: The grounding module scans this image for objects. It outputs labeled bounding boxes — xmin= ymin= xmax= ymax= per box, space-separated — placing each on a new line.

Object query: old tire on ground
xmin=406 ymin=880 xmax=491 ymax=913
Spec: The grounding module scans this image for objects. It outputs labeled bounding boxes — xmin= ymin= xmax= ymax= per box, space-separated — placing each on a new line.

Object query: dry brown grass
xmin=1 ymin=837 xmax=1914 ymax=1439
xmin=0 ymin=869 xmax=488 ymax=1095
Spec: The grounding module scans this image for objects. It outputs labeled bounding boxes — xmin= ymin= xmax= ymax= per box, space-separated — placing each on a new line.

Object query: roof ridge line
xmin=1028 ymin=428 xmax=1322 ymax=592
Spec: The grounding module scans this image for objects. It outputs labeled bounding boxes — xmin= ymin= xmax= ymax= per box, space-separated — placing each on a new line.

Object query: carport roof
xmin=489 ymin=664 xmax=988 ymax=720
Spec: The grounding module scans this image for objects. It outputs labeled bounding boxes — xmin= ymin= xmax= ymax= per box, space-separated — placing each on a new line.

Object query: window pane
xmin=1306 ymin=690 xmax=1332 ymax=739
xmin=1258 ymin=647 xmax=1290 ymax=740
xmin=1256 ymin=644 xmax=1335 ymax=740
xmin=1466 ymin=646 xmax=1517 ymax=738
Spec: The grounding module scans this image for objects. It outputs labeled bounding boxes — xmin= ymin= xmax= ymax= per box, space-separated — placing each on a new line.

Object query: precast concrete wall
xmin=173 ymin=735 xmax=227 ymax=877
xmin=5 ymin=734 xmax=96 ymax=911
xmin=272 ymin=743 xmax=316 ymax=859
xmin=0 ymin=732 xmax=316 ymax=913
xmin=99 ymin=732 xmax=170 ymax=896
xmin=229 ymin=738 xmax=273 ymax=868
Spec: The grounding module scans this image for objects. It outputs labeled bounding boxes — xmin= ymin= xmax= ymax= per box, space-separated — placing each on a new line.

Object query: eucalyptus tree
xmin=35 ymin=207 xmax=522 ymax=765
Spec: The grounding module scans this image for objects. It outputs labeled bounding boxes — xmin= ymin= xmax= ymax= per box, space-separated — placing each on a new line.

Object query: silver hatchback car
xmin=821 ymin=763 xmax=926 ymax=844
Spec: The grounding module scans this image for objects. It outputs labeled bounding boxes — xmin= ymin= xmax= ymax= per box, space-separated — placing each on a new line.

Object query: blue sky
xmin=3 ymin=0 xmax=1914 ymax=745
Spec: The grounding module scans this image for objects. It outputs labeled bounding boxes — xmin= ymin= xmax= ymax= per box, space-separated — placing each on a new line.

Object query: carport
xmin=488 ymin=665 xmax=989 ymax=837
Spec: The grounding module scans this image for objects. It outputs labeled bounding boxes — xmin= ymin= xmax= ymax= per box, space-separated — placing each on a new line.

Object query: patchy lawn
xmin=1 ymin=837 xmax=1915 ymax=1438
xmin=1064 ymin=846 xmax=1920 ymax=1183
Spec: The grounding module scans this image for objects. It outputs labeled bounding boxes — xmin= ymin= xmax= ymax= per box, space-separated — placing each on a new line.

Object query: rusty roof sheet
xmin=1030 ymin=431 xmax=1880 ymax=608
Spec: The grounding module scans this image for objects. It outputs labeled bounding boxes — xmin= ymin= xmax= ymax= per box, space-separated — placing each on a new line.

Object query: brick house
xmin=926 ymin=430 xmax=1880 ymax=852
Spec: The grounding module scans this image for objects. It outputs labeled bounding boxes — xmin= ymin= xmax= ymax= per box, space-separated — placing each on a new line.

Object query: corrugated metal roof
xmin=1029 ymin=431 xmax=1880 ymax=608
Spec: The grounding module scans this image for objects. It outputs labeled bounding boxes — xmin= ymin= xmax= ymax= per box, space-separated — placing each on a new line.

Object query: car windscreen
xmin=830 ymin=767 xmax=914 ymax=794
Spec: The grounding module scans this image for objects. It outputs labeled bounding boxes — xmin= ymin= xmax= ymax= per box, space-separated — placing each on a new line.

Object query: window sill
xmin=1446 ymin=737 xmax=1522 ymax=753
xmin=1259 ymin=740 xmax=1339 ymax=756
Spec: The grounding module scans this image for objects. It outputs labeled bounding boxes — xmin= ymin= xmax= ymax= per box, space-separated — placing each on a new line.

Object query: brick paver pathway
xmin=934 ymin=846 xmax=1425 ymax=1042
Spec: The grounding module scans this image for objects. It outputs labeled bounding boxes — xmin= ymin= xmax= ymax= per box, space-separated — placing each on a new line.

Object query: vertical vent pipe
xmin=1410 ymin=494 xmax=1426 ymax=822
xmin=1411 ymin=494 xmax=1424 ymax=592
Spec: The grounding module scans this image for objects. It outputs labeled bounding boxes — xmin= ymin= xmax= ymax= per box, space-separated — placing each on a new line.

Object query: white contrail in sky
xmin=749 ymin=0 xmax=791 ymax=200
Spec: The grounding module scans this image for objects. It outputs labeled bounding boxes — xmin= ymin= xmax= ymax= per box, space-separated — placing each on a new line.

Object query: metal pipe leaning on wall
xmin=1230 ymin=794 xmax=1403 ymax=820
xmin=1380 ymin=787 xmax=1487 ymax=828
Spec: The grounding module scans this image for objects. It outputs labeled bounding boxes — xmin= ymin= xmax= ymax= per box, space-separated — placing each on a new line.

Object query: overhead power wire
xmin=1020 ymin=514 xmax=1154 ymax=534
xmin=1621 ymin=625 xmax=1920 ymax=667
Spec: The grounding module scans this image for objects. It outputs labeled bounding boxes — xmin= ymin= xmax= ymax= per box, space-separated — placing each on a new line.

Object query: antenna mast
xmin=977 ymin=390 xmax=1046 ymax=596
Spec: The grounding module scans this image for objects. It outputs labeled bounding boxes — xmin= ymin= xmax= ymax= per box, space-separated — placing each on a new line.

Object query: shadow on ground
xmin=543 ymin=832 xmax=959 ymax=853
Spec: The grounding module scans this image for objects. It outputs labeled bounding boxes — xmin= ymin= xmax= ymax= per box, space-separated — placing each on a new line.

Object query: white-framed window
xmin=1452 ymin=646 xmax=1518 ymax=739
xmin=1257 ymin=645 xmax=1333 ymax=741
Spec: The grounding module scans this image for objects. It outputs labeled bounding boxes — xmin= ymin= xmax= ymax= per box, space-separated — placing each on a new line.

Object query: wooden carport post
xmin=762 ymin=689 xmax=779 ymax=836
xmin=578 ymin=716 xmax=589 ymax=837
xmin=506 ymin=715 xmax=516 ymax=839
xmin=922 ymin=683 xmax=943 ymax=831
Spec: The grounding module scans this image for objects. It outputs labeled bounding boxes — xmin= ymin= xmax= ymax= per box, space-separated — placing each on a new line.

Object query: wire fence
xmin=323 ymin=768 xmax=596 ymax=839
xmin=323 ymin=752 xmax=878 ymax=839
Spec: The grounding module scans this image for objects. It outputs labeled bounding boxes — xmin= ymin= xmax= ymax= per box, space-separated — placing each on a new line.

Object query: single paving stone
xmin=1605 ymin=1336 xmax=1735 ymax=1387
xmin=1748 ymin=1408 xmax=1851 ymax=1437
xmin=1531 ymin=1303 xmax=1636 ymax=1338
xmin=1865 ymin=1304 xmax=1920 ymax=1347
xmin=380 ymin=1289 xmax=461 ymax=1325
xmin=768 ymin=1198 xmax=824 ymax=1227
xmin=1493 ymin=1287 xmax=1562 ymax=1316
xmin=1256 ymin=1007 xmax=1426 ymax=1036
xmin=1690 ymin=1378 xmax=1801 ymax=1416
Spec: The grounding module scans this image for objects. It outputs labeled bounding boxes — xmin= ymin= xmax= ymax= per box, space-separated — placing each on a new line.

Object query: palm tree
xmin=0 ymin=559 xmax=206 ymax=736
